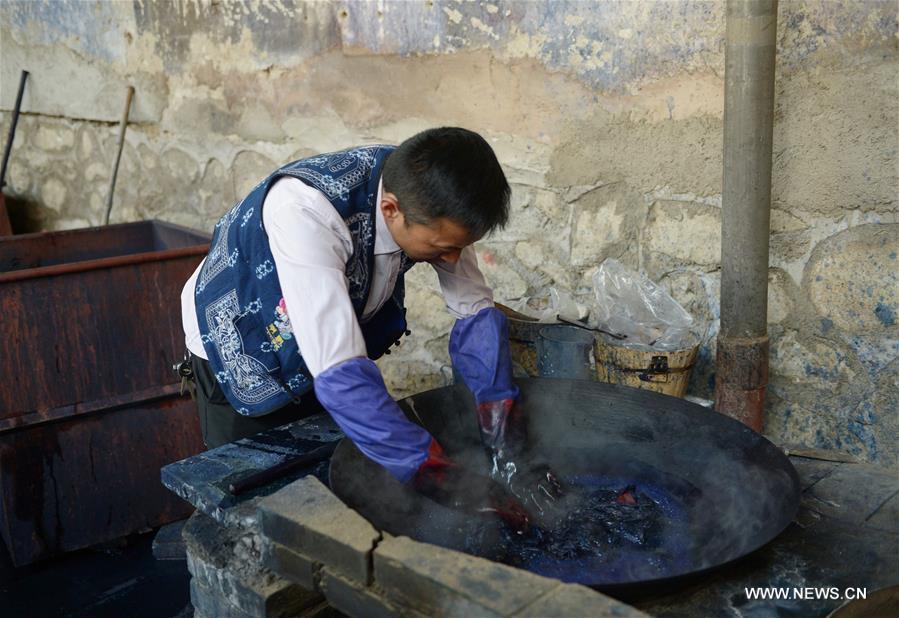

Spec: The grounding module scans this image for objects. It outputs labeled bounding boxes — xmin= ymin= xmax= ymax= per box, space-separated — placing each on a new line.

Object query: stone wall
xmin=1 ymin=1 xmax=896 ymax=464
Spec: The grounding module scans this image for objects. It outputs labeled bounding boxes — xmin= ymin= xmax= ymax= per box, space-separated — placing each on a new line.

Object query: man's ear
xmin=381 ymin=192 xmax=401 ymax=221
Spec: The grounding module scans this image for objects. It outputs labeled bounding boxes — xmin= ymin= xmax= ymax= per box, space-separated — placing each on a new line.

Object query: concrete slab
xmin=258 ymin=475 xmax=380 ymax=585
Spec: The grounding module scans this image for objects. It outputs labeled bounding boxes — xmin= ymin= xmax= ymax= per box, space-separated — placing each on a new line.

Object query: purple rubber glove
xmin=449 ymin=308 xmax=565 ymax=521
xmin=314 ymin=357 xmax=431 ymax=483
xmin=449 ymin=307 xmax=520 ymax=405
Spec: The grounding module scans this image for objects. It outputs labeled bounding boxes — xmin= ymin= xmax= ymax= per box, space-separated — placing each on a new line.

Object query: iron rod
xmin=104 ymin=86 xmax=134 ymax=225
xmin=1 ymin=70 xmax=29 ymax=189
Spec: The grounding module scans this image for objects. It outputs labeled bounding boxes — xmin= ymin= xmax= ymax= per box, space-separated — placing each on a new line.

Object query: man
xmin=180 ymin=127 xmax=560 ymax=524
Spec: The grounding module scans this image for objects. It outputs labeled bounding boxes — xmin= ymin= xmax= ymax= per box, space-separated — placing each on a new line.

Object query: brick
xmin=514 ymin=583 xmax=647 ymax=617
xmin=263 ymin=540 xmax=320 ymax=590
xmin=373 ymin=535 xmax=559 ymax=617
xmin=320 ymin=567 xmax=417 ymax=618
xmin=258 ymin=476 xmax=380 ymax=584
xmin=184 ymin=511 xmax=321 ymax=618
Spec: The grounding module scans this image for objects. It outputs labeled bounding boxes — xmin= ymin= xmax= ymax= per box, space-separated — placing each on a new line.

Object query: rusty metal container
xmin=0 ymin=194 xmax=12 ymax=236
xmin=0 ymin=220 xmax=209 ymax=566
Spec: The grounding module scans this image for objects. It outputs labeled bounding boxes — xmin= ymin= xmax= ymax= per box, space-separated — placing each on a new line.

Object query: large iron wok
xmin=329 ymin=379 xmax=799 ymax=593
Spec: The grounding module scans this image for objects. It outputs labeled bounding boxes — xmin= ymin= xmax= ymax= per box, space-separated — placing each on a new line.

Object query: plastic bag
xmin=505 ymin=288 xmax=589 ymax=323
xmin=591 ymin=258 xmax=697 ymax=351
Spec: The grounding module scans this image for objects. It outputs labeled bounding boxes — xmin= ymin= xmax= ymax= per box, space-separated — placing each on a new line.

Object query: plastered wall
xmin=1 ymin=0 xmax=896 ymax=464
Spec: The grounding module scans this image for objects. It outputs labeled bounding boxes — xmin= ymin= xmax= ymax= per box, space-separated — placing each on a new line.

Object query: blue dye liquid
xmin=483 ymin=474 xmax=696 ymax=585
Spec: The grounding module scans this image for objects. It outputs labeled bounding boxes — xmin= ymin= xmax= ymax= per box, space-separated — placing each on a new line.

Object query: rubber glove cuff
xmin=314 ymin=357 xmax=431 ymax=483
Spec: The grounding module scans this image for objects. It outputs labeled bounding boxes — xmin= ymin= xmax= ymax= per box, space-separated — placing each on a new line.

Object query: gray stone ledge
xmin=263 ymin=539 xmax=321 ymax=591
xmin=184 ymin=511 xmax=321 ymax=617
xmin=513 ymin=582 xmax=648 ymax=617
xmin=258 ymin=475 xmax=380 ymax=585
xmin=320 ymin=567 xmax=422 ymax=618
xmin=373 ymin=535 xmax=560 ymax=617
xmin=190 ymin=578 xmax=254 ymax=618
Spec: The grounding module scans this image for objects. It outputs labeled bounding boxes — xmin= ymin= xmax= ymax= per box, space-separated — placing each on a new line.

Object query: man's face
xmin=381 ymin=194 xmax=479 ymax=264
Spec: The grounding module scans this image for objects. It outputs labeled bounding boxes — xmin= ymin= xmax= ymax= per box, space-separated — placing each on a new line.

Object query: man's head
xmin=381 ymin=127 xmax=510 ymax=264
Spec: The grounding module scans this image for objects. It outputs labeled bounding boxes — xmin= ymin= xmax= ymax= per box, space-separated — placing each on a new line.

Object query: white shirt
xmin=180 ymin=177 xmax=494 ymax=376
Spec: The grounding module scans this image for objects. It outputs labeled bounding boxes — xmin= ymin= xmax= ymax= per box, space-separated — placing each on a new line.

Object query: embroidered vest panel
xmin=194 ymin=145 xmax=412 ymax=416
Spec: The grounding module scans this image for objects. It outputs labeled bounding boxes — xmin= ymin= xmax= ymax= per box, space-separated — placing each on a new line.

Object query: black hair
xmin=382 ymin=127 xmax=511 ymax=239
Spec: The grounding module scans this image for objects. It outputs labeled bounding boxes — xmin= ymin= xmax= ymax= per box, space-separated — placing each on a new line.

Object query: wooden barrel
xmin=495 ymin=302 xmax=557 ymax=377
xmin=593 ymin=339 xmax=698 ymax=398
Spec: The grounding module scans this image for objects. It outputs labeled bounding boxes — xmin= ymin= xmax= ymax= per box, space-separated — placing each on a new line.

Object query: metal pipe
xmin=715 ymin=0 xmax=778 ymax=431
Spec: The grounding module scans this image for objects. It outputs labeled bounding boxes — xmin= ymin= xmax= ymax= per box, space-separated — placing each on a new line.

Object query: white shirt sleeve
xmin=263 ymin=177 xmax=368 ymax=377
xmin=431 ymin=245 xmax=495 ymax=319
xmin=181 ymin=256 xmax=207 ymax=358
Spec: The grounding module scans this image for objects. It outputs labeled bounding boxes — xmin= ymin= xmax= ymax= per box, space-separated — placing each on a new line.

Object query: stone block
xmin=320 ymin=567 xmax=417 ymax=618
xmin=152 ymin=518 xmax=188 ymax=561
xmin=769 ymin=330 xmax=856 ymax=393
xmin=187 ymin=549 xmax=318 ymax=618
xmin=514 ymin=583 xmax=646 ymax=617
xmin=263 ymin=540 xmax=320 ymax=591
xmin=190 ymin=578 xmax=254 ymax=618
xmin=184 ymin=511 xmax=321 ymax=618
xmin=258 ymin=475 xmax=380 ymax=584
xmin=373 ymin=535 xmax=559 ymax=617
xmin=804 ymin=223 xmax=898 ymax=334
xmin=33 ymin=125 xmax=75 ymax=152
xmin=233 ymin=150 xmax=277 ymax=199
xmin=476 ymin=245 xmax=529 ymax=299
xmin=41 ymin=176 xmax=67 ymax=212
xmin=570 ymin=185 xmax=633 ymax=267
xmin=644 ymin=200 xmax=721 ymax=267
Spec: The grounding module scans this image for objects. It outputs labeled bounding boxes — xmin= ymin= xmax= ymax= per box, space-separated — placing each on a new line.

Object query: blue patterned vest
xmin=194 ymin=145 xmax=414 ymax=416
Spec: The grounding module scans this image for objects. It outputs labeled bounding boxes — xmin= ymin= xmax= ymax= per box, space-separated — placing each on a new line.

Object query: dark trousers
xmin=191 ymin=355 xmax=324 ymax=448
